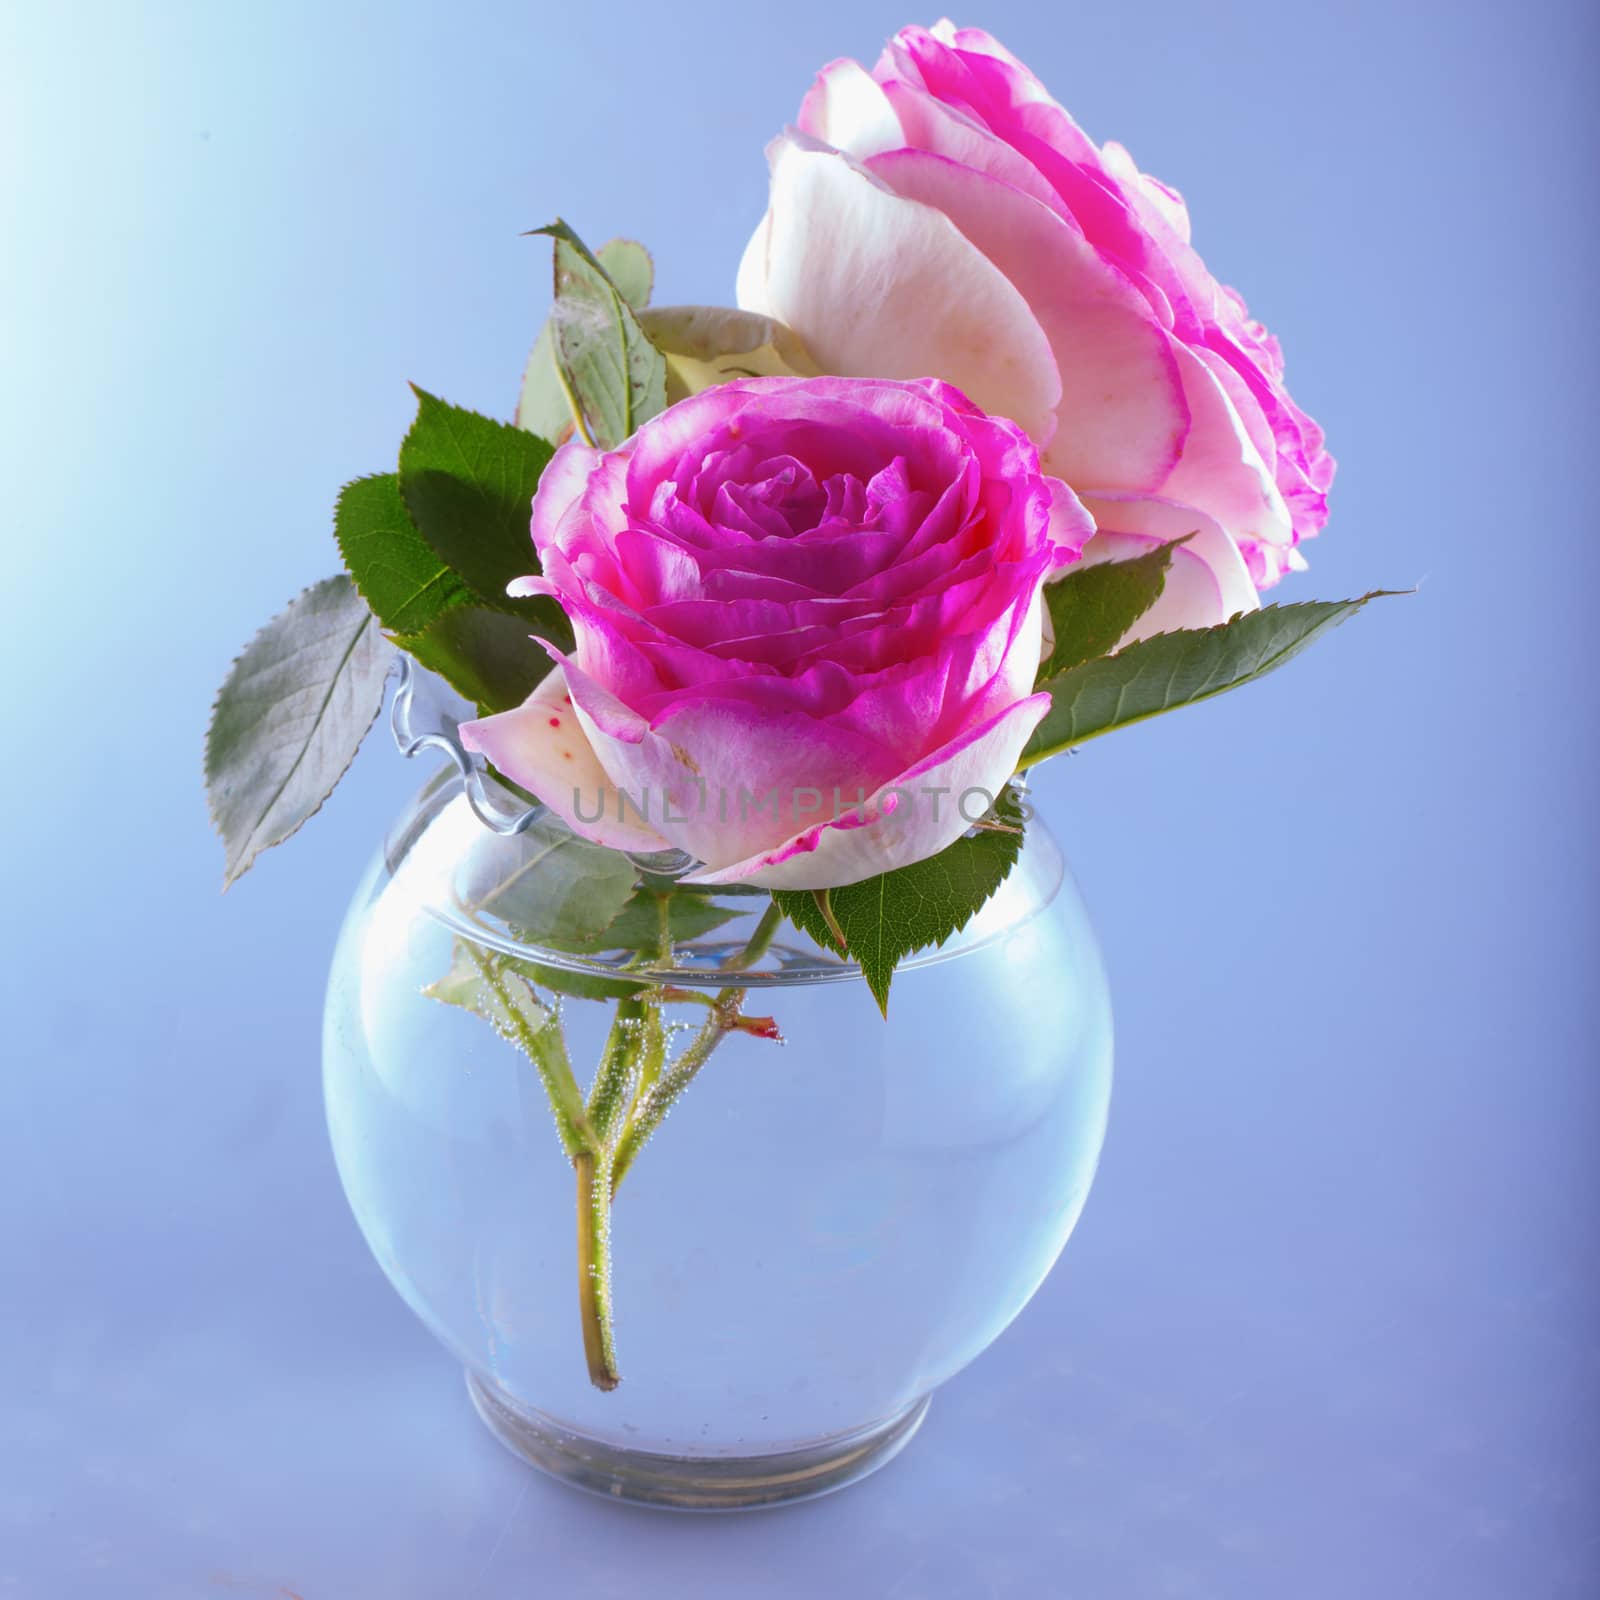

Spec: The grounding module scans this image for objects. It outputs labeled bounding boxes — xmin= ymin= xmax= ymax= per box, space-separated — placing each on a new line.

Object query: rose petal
xmin=868 ymin=147 xmax=1188 ymax=494
xmin=683 ymin=691 xmax=1050 ymax=890
xmin=739 ymin=132 xmax=1062 ymax=449
xmin=798 ymin=57 xmax=904 ymax=156
xmin=529 ymin=436 xmax=604 ymax=562
xmin=1158 ymin=341 xmax=1293 ymax=565
xmin=459 ymin=668 xmax=672 ymax=854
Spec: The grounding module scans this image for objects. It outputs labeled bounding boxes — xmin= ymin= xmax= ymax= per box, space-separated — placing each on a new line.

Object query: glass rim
xmin=382 ymin=658 xmax=1065 ymax=990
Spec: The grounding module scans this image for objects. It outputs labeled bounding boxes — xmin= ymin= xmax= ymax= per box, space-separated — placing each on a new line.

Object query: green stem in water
xmin=573 ymin=1149 xmax=619 ymax=1390
xmin=517 ymin=894 xmax=786 ymax=1391
xmin=571 ymin=993 xmax=659 ymax=1389
xmin=723 ymin=898 xmax=783 ymax=972
xmin=587 ymin=995 xmax=645 ymax=1142
xmin=608 ymin=898 xmax=784 ymax=1195
xmin=634 ymin=998 xmax=666 ymax=1100
xmin=610 ymin=991 xmax=742 ymax=1194
xmin=465 ymin=944 xmax=591 ymax=1156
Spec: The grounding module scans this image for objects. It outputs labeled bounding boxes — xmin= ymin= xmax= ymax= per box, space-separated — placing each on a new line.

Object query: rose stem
xmin=722 ymin=898 xmax=784 ymax=973
xmin=465 ymin=945 xmax=591 ymax=1155
xmin=608 ymin=898 xmax=785 ymax=1196
xmin=571 ymin=995 xmax=649 ymax=1390
xmin=587 ymin=996 xmax=645 ymax=1141
xmin=573 ymin=1150 xmax=618 ymax=1390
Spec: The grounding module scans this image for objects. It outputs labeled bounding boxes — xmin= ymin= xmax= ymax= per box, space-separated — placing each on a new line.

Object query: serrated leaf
xmin=393 ymin=605 xmax=563 ymax=715
xmin=205 ymin=575 xmax=395 ymax=887
xmin=397 ymin=387 xmax=560 ymax=624
xmin=771 ymin=887 xmax=847 ymax=957
xmin=637 ymin=305 xmax=817 ymax=405
xmin=334 ymin=471 xmax=470 ymax=636
xmin=773 ymin=790 xmax=1025 ymax=1013
xmin=516 ymin=238 xmax=654 ymax=442
xmin=1023 ymin=594 xmax=1396 ymax=767
xmin=1037 ymin=542 xmax=1179 ymax=684
xmin=531 ymin=220 xmax=667 ymax=448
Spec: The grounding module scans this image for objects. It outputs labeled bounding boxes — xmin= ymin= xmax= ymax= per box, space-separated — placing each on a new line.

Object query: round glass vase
xmin=323 ymin=763 xmax=1112 ymax=1511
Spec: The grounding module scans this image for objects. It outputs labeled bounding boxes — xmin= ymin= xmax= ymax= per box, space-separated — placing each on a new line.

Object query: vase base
xmin=464 ymin=1370 xmax=931 ymax=1511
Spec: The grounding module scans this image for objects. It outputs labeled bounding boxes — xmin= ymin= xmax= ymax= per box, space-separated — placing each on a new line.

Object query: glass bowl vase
xmin=321 ymin=677 xmax=1113 ymax=1510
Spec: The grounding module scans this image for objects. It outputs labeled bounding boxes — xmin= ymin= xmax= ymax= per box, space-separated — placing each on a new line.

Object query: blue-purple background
xmin=3 ymin=1 xmax=1596 ymax=1594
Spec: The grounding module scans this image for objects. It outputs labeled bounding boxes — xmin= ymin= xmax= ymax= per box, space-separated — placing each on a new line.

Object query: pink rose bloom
xmin=461 ymin=374 xmax=1091 ymax=889
xmin=738 ymin=20 xmax=1334 ymax=634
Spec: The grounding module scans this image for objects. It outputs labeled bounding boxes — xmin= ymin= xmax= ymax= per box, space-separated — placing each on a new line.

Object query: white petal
xmin=870 ymin=148 xmax=1188 ymax=493
xmin=798 ymin=58 xmax=904 ymax=157
xmin=459 ymin=669 xmax=671 ymax=854
xmin=735 ymin=207 xmax=773 ymax=314
xmin=743 ymin=133 xmax=1062 ymax=448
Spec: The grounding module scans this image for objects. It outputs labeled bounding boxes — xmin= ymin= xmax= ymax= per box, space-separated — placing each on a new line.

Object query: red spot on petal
xmin=563 ymin=751 xmax=573 ymax=760
xmin=548 ymin=717 xmax=561 ymax=727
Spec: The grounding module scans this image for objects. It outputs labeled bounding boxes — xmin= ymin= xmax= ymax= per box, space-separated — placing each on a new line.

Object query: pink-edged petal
xmin=1047 ymin=477 xmax=1096 ymax=569
xmin=1158 ymin=341 xmax=1292 ymax=559
xmin=1193 ymin=343 xmax=1277 ymax=475
xmin=682 ymin=692 xmax=1050 ymax=891
xmin=877 ymin=78 xmax=1064 ymax=212
xmin=594 ymin=692 xmax=905 ymax=868
xmin=798 ymin=57 xmax=904 ymax=156
xmin=739 ymin=132 xmax=1062 ymax=448
xmin=928 ymin=21 xmax=1050 ymax=89
xmin=459 ymin=667 xmax=670 ymax=854
xmin=867 ymin=147 xmax=1188 ymax=494
xmin=1101 ymin=140 xmax=1193 ymax=245
xmin=529 ymin=436 xmax=605 ymax=564
xmin=1077 ymin=493 xmax=1259 ymax=637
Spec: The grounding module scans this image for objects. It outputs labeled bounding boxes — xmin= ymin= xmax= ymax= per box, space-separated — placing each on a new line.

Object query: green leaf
xmin=460 ymin=815 xmax=639 ymax=948
xmin=423 ymin=939 xmax=593 ymax=1154
xmin=542 ymin=887 xmax=742 ymax=957
xmin=1023 ymin=594 xmax=1396 ymax=768
xmin=1037 ymin=541 xmax=1181 ymax=684
xmin=393 ymin=605 xmax=563 ymax=715
xmin=397 ymin=386 xmax=560 ymax=614
xmin=515 ymin=320 xmax=571 ymax=445
xmin=771 ymin=888 xmax=847 ymax=957
xmin=773 ymin=791 xmax=1026 ymax=1014
xmin=333 ymin=471 xmax=470 ymax=637
xmin=338 ymin=436 xmax=566 ymax=712
xmin=596 ymin=238 xmax=653 ymax=312
xmin=205 ymin=575 xmax=396 ymax=887
xmin=423 ymin=938 xmax=556 ymax=1038
xmin=524 ymin=962 xmax=650 ymax=1004
xmin=637 ymin=305 xmax=817 ymax=405
xmin=449 ymin=820 xmax=655 ymax=1004
xmin=531 ymin=220 xmax=667 ymax=448
xmin=516 ymin=238 xmax=654 ymax=442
